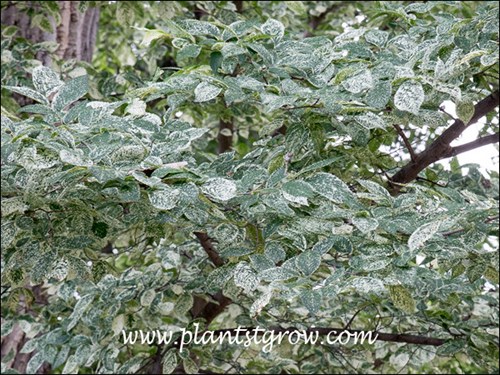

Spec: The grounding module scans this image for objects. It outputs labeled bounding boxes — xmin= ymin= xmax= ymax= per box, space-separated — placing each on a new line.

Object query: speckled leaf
xmin=259 ymin=267 xmax=297 ymax=282
xmin=148 ymin=188 xmax=180 ymax=210
xmin=261 ymin=18 xmax=285 ymax=40
xmin=349 ymin=277 xmax=385 ymax=295
xmin=250 ymin=287 xmax=273 ymax=316
xmin=67 ymin=294 xmax=94 ymax=331
xmin=342 ymin=69 xmax=373 ymax=93
xmin=354 ymin=112 xmax=387 ymax=129
xmin=300 ymin=289 xmax=322 ymax=314
xmin=394 ymin=81 xmax=424 ymax=115
xmin=162 ymin=350 xmax=178 ymax=374
xmin=178 ymin=19 xmax=220 ymax=36
xmin=265 ymin=242 xmax=286 ymax=263
xmin=234 ymin=262 xmax=259 ymax=293
xmin=60 ymin=149 xmax=92 ymax=167
xmin=202 ymin=178 xmax=237 ymax=201
xmin=365 ymin=81 xmax=392 ymax=108
xmin=194 ymin=81 xmax=222 ymax=102
xmin=352 ymin=217 xmax=379 ymax=233
xmin=53 ymin=75 xmax=88 ymax=111
xmin=32 ymin=65 xmax=63 ymax=96
xmin=176 ymin=294 xmax=194 ymax=316
xmin=365 ymin=29 xmax=389 ymax=47
xmin=296 ymin=250 xmax=321 ymax=276
xmin=312 ymin=237 xmax=336 ymax=255
xmin=408 ymin=220 xmax=441 ymax=251
xmin=4 ymin=86 xmax=48 ymax=104
xmin=307 ymin=173 xmax=353 ymax=204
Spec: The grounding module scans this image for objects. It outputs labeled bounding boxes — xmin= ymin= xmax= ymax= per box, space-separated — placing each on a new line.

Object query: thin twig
xmin=393 ymin=124 xmax=417 ymax=162
xmin=442 ymin=216 xmax=499 ymax=237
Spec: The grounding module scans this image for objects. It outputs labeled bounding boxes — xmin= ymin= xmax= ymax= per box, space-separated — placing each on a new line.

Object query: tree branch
xmin=393 ymin=124 xmax=417 ymax=162
xmin=445 ymin=133 xmax=499 ymax=157
xmin=191 ymin=232 xmax=232 ymax=323
xmin=217 ymin=119 xmax=233 ymax=154
xmin=304 ymin=3 xmax=345 ymax=37
xmin=389 ymin=90 xmax=500 ymax=195
xmin=194 ymin=232 xmax=225 ymax=267
xmin=442 ymin=215 xmax=499 ymax=237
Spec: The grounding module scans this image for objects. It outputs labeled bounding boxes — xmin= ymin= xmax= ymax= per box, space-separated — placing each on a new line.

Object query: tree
xmin=1 ymin=1 xmax=499 ymax=374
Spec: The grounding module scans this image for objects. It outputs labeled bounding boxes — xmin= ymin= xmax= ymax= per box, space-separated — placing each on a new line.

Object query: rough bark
xmin=1 ymin=1 xmax=100 ymax=64
xmin=1 ymin=2 xmax=99 ymax=372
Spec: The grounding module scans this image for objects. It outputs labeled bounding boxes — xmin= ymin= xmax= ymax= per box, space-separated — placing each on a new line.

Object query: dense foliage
xmin=1 ymin=1 xmax=499 ymax=374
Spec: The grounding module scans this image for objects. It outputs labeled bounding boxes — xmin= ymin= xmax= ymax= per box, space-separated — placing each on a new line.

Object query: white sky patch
xmin=437 ymin=101 xmax=499 ymax=176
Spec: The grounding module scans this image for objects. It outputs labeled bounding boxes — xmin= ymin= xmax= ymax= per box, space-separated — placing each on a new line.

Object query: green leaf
xmin=456 ymin=100 xmax=475 ymax=124
xmin=194 ymin=81 xmax=222 ymax=102
xmin=234 ymin=262 xmax=259 ymax=293
xmin=140 ymin=28 xmax=168 ymax=47
xmin=149 ymin=187 xmax=180 ymax=210
xmin=282 ymin=180 xmax=314 ymax=205
xmin=300 ymin=289 xmax=322 ymax=314
xmin=3 ymin=86 xmax=49 ymax=104
xmin=116 ymin=1 xmax=136 ymax=26
xmin=394 ymin=81 xmax=425 ymax=115
xmin=162 ymin=350 xmax=178 ymax=374
xmin=210 ymin=51 xmax=223 ymax=74
xmin=67 ymin=294 xmax=94 ymax=331
xmin=32 ymin=14 xmax=53 ymax=33
xmin=53 ymin=75 xmax=88 ymax=111
xmin=408 ymin=220 xmax=442 ymax=251
xmin=202 ymin=178 xmax=237 ymax=201
xmin=387 ymin=284 xmax=416 ymax=313
xmin=32 ymin=66 xmax=63 ymax=96
xmin=306 ymin=173 xmax=354 ymax=204
xmin=352 ymin=217 xmax=379 ymax=233
xmin=296 ymin=250 xmax=321 ymax=276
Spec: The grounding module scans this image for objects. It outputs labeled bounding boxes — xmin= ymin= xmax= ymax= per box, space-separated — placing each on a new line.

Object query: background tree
xmin=1 ymin=1 xmax=499 ymax=374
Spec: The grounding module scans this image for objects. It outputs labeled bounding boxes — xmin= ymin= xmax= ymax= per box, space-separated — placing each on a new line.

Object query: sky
xmin=441 ymin=101 xmax=499 ymax=177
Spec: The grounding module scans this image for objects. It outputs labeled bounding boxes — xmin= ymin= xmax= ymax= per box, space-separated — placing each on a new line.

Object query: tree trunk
xmin=1 ymin=1 xmax=100 ymax=65
xmin=1 ymin=3 xmax=100 ymax=372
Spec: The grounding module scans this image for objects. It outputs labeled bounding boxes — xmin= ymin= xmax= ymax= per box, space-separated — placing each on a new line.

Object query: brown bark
xmin=191 ymin=232 xmax=232 ymax=324
xmin=1 ymin=3 xmax=99 ymax=372
xmin=389 ymin=90 xmax=500 ymax=194
xmin=1 ymin=1 xmax=100 ymax=64
xmin=217 ymin=119 xmax=234 ymax=154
